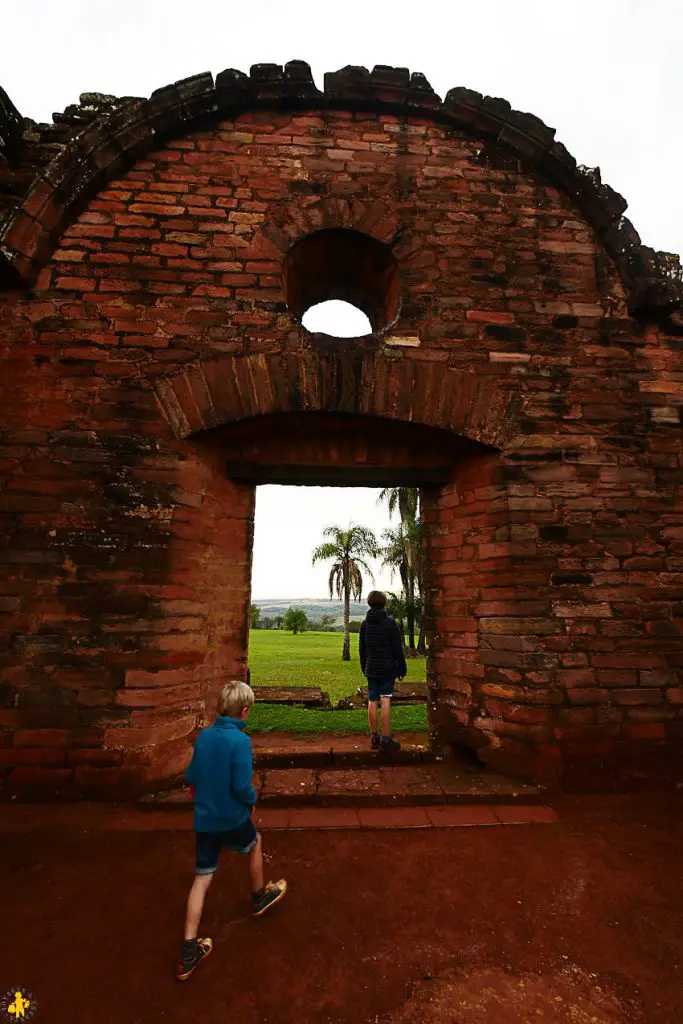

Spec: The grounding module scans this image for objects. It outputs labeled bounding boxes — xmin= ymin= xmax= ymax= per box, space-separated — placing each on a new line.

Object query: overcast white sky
xmin=253 ymin=486 xmax=396 ymax=600
xmin=4 ymin=1 xmax=682 ymax=598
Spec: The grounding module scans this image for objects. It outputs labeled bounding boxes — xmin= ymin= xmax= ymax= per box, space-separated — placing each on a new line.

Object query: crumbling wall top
xmin=0 ymin=61 xmax=680 ymax=316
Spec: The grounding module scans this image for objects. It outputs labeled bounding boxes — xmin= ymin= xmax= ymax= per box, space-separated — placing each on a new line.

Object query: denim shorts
xmin=367 ymin=677 xmax=396 ymax=702
xmin=195 ymin=818 xmax=258 ymax=875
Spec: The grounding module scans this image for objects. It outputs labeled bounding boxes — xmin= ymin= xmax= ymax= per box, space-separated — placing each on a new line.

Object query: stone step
xmin=252 ymin=685 xmax=331 ymax=707
xmin=251 ymin=731 xmax=433 ymax=769
xmin=141 ymin=761 xmax=541 ymax=811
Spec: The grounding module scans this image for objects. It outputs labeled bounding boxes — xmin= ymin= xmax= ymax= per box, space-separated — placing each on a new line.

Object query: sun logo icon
xmin=1 ymin=989 xmax=36 ymax=1021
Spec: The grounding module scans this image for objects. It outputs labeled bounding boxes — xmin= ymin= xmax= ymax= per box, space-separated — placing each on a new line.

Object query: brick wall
xmin=1 ymin=64 xmax=682 ymax=795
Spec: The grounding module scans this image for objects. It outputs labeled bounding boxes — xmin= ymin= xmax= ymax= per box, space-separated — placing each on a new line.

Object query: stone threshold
xmin=253 ymin=805 xmax=559 ymax=829
xmin=0 ymin=803 xmax=559 ymax=834
xmin=250 ymin=731 xmax=434 ymax=768
xmin=141 ymin=762 xmax=541 ymax=811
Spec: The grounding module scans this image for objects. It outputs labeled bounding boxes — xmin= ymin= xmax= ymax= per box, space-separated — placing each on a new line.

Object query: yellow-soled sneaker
xmin=253 ymin=879 xmax=288 ymax=917
xmin=176 ymin=937 xmax=213 ymax=981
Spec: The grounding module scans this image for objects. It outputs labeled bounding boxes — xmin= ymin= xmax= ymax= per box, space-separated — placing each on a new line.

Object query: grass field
xmin=248 ymin=629 xmax=428 ymax=734
xmin=248 ymin=703 xmax=428 ymax=733
xmin=249 ymin=629 xmax=426 ymax=705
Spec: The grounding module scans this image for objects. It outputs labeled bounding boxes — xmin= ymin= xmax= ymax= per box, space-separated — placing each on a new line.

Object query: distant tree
xmin=274 ymin=615 xmax=283 ymax=631
xmin=308 ymin=614 xmax=336 ymax=632
xmin=347 ymin=620 xmax=362 ymax=634
xmin=250 ymin=604 xmax=262 ymax=629
xmin=283 ymin=607 xmax=308 ymax=634
xmin=312 ymin=525 xmax=379 ymax=661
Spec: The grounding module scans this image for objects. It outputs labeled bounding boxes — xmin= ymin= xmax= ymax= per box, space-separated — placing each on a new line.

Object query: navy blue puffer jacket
xmin=359 ymin=608 xmax=407 ymax=681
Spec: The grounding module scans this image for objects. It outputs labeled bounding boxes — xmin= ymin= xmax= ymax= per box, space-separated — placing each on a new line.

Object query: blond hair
xmin=217 ymin=680 xmax=255 ymax=718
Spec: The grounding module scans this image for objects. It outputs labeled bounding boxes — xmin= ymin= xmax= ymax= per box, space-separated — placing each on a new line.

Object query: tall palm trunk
xmin=416 ymin=552 xmax=427 ymax=655
xmin=342 ymin=560 xmax=351 ymax=661
xmin=398 ymin=560 xmax=410 ymax=652
xmin=416 ymin=523 xmax=427 ymax=655
xmin=406 ymin=566 xmax=416 ymax=650
xmin=416 ymin=586 xmax=427 ymax=654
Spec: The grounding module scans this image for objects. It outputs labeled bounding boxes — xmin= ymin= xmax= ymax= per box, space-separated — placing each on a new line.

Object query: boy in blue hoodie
xmin=176 ymin=680 xmax=287 ymax=981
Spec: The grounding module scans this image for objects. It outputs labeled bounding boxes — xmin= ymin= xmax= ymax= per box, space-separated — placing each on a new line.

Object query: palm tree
xmin=409 ymin=515 xmax=428 ymax=655
xmin=381 ymin=522 xmax=416 ymax=649
xmin=386 ymin=590 xmax=408 ymax=644
xmin=312 ymin=525 xmax=379 ymax=661
xmin=378 ymin=486 xmax=419 ymax=524
xmin=379 ymin=487 xmax=421 ymax=650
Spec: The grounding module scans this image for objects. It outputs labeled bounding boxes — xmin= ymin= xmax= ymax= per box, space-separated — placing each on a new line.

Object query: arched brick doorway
xmin=1 ymin=62 xmax=682 ymax=799
xmin=151 ymin=354 xmax=517 ymax=782
xmin=171 ymin=409 xmax=500 ymax=749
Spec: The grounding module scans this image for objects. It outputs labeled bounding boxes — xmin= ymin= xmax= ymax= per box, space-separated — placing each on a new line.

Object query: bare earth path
xmin=1 ymin=793 xmax=682 ymax=1023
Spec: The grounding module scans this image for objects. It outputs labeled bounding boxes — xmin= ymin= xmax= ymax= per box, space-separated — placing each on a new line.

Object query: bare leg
xmin=368 ymin=700 xmax=379 ymax=734
xmin=381 ymin=696 xmax=392 ymax=737
xmin=183 ymin=874 xmax=213 ymax=940
xmin=249 ymin=833 xmax=264 ymax=893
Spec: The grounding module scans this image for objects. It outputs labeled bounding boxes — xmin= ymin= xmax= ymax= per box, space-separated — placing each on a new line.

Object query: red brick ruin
xmin=1 ymin=62 xmax=682 ymax=798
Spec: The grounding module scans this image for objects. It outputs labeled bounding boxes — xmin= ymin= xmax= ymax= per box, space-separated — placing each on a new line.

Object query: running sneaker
xmin=371 ymin=731 xmax=381 ymax=750
xmin=253 ymin=879 xmax=288 ymax=917
xmin=176 ymin=937 xmax=213 ymax=981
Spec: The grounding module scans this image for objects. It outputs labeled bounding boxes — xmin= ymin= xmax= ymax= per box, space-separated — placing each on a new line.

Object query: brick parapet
xmin=0 ymin=62 xmax=680 ymax=317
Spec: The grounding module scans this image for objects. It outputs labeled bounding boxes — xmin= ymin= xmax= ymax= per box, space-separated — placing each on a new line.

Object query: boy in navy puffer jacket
xmin=176 ymin=680 xmax=287 ymax=981
xmin=359 ymin=590 xmax=408 ymax=754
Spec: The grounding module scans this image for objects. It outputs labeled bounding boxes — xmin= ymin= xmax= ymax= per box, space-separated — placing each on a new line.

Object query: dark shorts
xmin=195 ymin=818 xmax=258 ymax=875
xmin=367 ymin=677 xmax=396 ymax=702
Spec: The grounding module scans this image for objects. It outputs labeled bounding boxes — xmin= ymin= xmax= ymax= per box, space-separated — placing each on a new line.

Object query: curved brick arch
xmin=152 ymin=350 xmax=521 ymax=449
xmin=0 ymin=61 xmax=680 ymax=315
xmin=260 ymin=197 xmax=400 ymax=254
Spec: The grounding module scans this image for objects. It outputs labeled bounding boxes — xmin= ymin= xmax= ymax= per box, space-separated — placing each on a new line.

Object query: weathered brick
xmin=567 ymin=688 xmax=611 ymax=705
xmin=554 ymin=603 xmax=612 ymax=618
xmin=612 ymin=689 xmax=663 ymax=706
xmin=622 ymin=723 xmax=666 ymax=741
xmin=479 ymin=618 xmax=562 ymax=635
xmin=14 ymin=729 xmax=69 ymax=747
xmin=0 ymin=747 xmax=67 ymax=766
xmin=0 ymin=88 xmax=680 ymax=800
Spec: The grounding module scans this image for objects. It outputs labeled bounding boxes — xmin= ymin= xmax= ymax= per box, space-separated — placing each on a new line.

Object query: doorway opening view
xmin=217 ymin=408 xmax=496 ymax=770
xmin=248 ymin=484 xmax=429 ymax=745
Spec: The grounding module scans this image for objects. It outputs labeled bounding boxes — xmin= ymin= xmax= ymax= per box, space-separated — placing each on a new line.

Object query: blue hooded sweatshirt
xmin=186 ymin=716 xmax=257 ymax=833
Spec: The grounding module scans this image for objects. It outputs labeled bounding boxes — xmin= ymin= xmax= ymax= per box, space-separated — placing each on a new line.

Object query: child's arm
xmin=231 ymin=740 xmax=258 ymax=808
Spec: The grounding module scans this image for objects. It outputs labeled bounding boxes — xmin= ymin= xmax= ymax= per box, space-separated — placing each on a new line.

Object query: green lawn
xmin=247 ymin=629 xmax=429 ymax=734
xmin=248 ymin=703 xmax=428 ymax=734
xmin=248 ymin=629 xmax=426 ymax=706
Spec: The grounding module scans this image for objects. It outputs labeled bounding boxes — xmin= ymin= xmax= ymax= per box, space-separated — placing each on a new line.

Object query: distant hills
xmin=253 ymin=598 xmax=366 ymax=624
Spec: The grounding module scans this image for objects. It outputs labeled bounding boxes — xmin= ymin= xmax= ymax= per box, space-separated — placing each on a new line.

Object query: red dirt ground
xmin=1 ymin=793 xmax=682 ymax=1023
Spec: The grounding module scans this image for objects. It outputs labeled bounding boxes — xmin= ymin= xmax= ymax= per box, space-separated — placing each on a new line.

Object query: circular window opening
xmin=302 ymin=299 xmax=372 ymax=338
xmin=284 ymin=228 xmax=400 ymax=338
